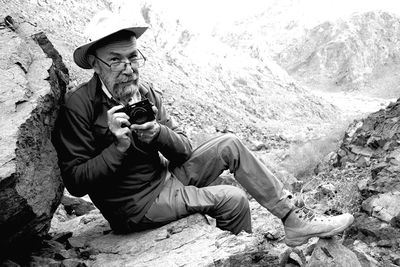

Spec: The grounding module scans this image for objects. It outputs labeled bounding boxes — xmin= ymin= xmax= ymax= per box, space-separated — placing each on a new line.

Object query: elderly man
xmin=54 ymin=11 xmax=354 ymax=247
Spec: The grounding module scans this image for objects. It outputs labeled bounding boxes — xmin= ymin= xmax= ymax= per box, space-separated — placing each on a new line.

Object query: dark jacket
xmin=53 ymin=74 xmax=192 ymax=231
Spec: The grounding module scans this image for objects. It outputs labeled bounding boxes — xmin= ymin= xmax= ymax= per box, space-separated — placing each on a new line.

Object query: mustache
xmin=118 ymin=73 xmax=138 ymax=83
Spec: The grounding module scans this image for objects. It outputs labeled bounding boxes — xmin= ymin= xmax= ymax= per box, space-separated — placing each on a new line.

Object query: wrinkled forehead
xmin=90 ymin=30 xmax=137 ymax=55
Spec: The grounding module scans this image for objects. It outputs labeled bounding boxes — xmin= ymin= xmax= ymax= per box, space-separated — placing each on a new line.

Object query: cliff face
xmin=0 ymin=23 xmax=67 ymax=258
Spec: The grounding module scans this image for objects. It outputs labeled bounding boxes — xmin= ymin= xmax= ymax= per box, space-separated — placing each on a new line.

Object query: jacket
xmin=53 ymin=73 xmax=192 ymax=231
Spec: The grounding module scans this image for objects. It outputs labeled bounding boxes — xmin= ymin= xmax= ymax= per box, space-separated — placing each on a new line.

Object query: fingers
xmin=107 ymin=105 xmax=124 ymax=115
xmin=115 ymin=117 xmax=130 ymax=127
xmin=130 ymin=120 xmax=156 ymax=131
xmin=130 ymin=121 xmax=160 ymax=144
xmin=107 ymin=105 xmax=130 ymax=129
xmin=152 ymin=105 xmax=158 ymax=115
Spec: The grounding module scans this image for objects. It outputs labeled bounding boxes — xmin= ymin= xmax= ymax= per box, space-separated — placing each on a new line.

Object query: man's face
xmin=93 ymin=36 xmax=139 ymax=104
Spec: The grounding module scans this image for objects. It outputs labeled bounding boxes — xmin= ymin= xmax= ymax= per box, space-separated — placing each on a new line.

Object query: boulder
xmin=48 ymin=209 xmax=284 ymax=267
xmin=0 ymin=19 xmax=67 ymax=259
xmin=361 ymin=191 xmax=400 ymax=223
xmin=349 ymin=213 xmax=400 ymax=244
xmin=61 ymin=195 xmax=96 ymax=216
xmin=308 ymin=237 xmax=362 ymax=267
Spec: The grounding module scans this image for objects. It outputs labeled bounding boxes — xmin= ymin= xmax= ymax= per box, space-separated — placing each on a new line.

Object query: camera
xmin=118 ymin=98 xmax=155 ymax=125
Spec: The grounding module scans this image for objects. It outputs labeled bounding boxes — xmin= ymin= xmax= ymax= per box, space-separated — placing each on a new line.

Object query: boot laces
xmin=296 ymin=206 xmax=316 ymax=221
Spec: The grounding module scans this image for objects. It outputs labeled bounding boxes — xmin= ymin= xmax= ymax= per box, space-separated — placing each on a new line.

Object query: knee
xmin=216 ymin=185 xmax=252 ymax=234
xmin=222 ymin=186 xmax=249 ymax=212
xmin=217 ymin=134 xmax=245 ymax=157
xmin=219 ymin=133 xmax=241 ymax=145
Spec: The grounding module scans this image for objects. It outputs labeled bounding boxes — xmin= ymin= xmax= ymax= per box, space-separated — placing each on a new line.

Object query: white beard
xmin=114 ymin=82 xmax=139 ymax=105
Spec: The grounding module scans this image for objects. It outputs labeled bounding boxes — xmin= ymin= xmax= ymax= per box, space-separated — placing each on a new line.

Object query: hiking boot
xmin=283 ymin=207 xmax=354 ymax=247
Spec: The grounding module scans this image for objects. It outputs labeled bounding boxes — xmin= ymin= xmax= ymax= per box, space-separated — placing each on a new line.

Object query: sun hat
xmin=73 ymin=10 xmax=148 ymax=69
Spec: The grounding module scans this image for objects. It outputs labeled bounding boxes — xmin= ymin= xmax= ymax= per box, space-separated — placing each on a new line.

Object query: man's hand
xmin=107 ymin=105 xmax=132 ymax=152
xmin=130 ymin=106 xmax=160 ymax=144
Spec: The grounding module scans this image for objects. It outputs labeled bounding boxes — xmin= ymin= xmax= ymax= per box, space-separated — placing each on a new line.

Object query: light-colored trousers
xmin=137 ymin=134 xmax=294 ymax=234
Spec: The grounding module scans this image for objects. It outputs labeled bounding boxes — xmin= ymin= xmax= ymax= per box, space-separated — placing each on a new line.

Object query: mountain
xmin=276 ymin=11 xmax=400 ymax=98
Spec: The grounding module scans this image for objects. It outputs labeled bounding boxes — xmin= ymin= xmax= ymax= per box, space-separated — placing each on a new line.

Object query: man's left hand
xmin=131 ymin=120 xmax=160 ymax=143
xmin=130 ymin=105 xmax=160 ymax=143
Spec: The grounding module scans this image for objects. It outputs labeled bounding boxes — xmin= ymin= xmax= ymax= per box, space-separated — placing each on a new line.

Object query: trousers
xmin=135 ymin=134 xmax=294 ymax=234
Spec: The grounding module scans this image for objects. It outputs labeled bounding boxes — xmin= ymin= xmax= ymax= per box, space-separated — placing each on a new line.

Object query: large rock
xmin=308 ymin=237 xmax=362 ymax=267
xmin=48 ymin=203 xmax=286 ymax=267
xmin=362 ymin=191 xmax=400 ymax=223
xmin=0 ymin=19 xmax=68 ymax=258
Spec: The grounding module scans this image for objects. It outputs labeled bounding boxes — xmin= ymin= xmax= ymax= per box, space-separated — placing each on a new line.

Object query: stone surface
xmin=349 ymin=213 xmax=400 ymax=244
xmin=308 ymin=237 xmax=362 ymax=267
xmin=352 ymin=240 xmax=380 ymax=267
xmin=0 ymin=22 xmax=67 ymax=259
xmin=48 ymin=209 xmax=285 ymax=267
xmin=61 ymin=195 xmax=96 ymax=216
xmin=362 ymin=191 xmax=400 ymax=223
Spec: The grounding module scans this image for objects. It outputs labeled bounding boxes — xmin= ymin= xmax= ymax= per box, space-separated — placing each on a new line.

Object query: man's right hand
xmin=107 ymin=105 xmax=132 ymax=153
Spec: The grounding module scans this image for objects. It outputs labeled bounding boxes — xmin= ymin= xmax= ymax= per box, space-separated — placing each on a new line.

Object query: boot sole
xmin=284 ymin=216 xmax=354 ymax=247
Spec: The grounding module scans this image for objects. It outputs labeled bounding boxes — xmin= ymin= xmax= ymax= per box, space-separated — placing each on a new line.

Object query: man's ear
xmin=88 ymin=54 xmax=100 ymax=73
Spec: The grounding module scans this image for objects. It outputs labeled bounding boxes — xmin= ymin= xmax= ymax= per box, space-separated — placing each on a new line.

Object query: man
xmin=54 ymin=11 xmax=354 ymax=247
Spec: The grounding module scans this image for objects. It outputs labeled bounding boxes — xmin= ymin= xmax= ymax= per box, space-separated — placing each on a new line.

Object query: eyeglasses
xmin=93 ymin=49 xmax=146 ymax=72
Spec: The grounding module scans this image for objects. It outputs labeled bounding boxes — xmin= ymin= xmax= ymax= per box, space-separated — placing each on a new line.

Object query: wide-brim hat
xmin=73 ymin=10 xmax=148 ymax=69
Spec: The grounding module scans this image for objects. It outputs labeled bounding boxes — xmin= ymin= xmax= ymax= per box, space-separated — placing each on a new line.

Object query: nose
xmin=121 ymin=61 xmax=135 ymax=74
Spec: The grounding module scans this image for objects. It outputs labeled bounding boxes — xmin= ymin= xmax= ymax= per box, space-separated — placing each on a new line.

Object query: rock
xmin=276 ymin=170 xmax=302 ymax=192
xmin=61 ymin=195 xmax=95 ymax=216
xmin=390 ymin=212 xmax=400 ymax=228
xmin=249 ymin=139 xmax=267 ymax=151
xmin=308 ymin=237 xmax=362 ymax=267
xmin=376 ymin=239 xmax=393 ymax=248
xmin=392 ymin=254 xmax=400 ymax=266
xmin=61 ymin=259 xmax=87 ymax=267
xmin=361 ymin=191 xmax=400 ymax=223
xmin=50 ymin=210 xmax=283 ymax=266
xmin=67 ymin=237 xmax=87 ymax=249
xmin=0 ymin=23 xmax=67 ymax=260
xmin=32 ymin=239 xmax=66 ymax=259
xmin=280 ymin=248 xmax=306 ymax=266
xmin=349 ymin=213 xmax=400 ymax=244
xmin=371 ymin=162 xmax=387 ymax=180
xmin=51 ymin=232 xmax=73 ymax=244
xmin=352 ymin=240 xmax=380 ymax=267
xmin=29 ymin=256 xmax=59 ymax=266
xmin=0 ymin=259 xmax=20 ymax=267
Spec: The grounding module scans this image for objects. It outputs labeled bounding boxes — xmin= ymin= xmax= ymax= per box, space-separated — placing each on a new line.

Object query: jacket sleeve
xmin=150 ymin=87 xmax=192 ymax=165
xmin=54 ymin=106 xmax=127 ymax=197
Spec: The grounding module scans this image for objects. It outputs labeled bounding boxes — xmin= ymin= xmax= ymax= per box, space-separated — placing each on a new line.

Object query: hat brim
xmin=73 ymin=26 xmax=148 ymax=69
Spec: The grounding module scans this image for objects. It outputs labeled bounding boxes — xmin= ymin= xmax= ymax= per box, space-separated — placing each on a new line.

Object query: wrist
xmin=115 ymin=143 xmax=129 ymax=153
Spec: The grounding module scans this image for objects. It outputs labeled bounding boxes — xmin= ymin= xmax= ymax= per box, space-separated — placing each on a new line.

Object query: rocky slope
xmin=0 ymin=0 xmax=343 ymax=150
xmin=276 ymin=11 xmax=400 ymax=98
xmin=307 ymin=97 xmax=400 ymax=266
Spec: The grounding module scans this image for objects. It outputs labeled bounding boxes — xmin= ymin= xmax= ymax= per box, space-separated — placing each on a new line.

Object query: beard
xmin=100 ymin=68 xmax=139 ymax=105
xmin=113 ymin=80 xmax=139 ymax=104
